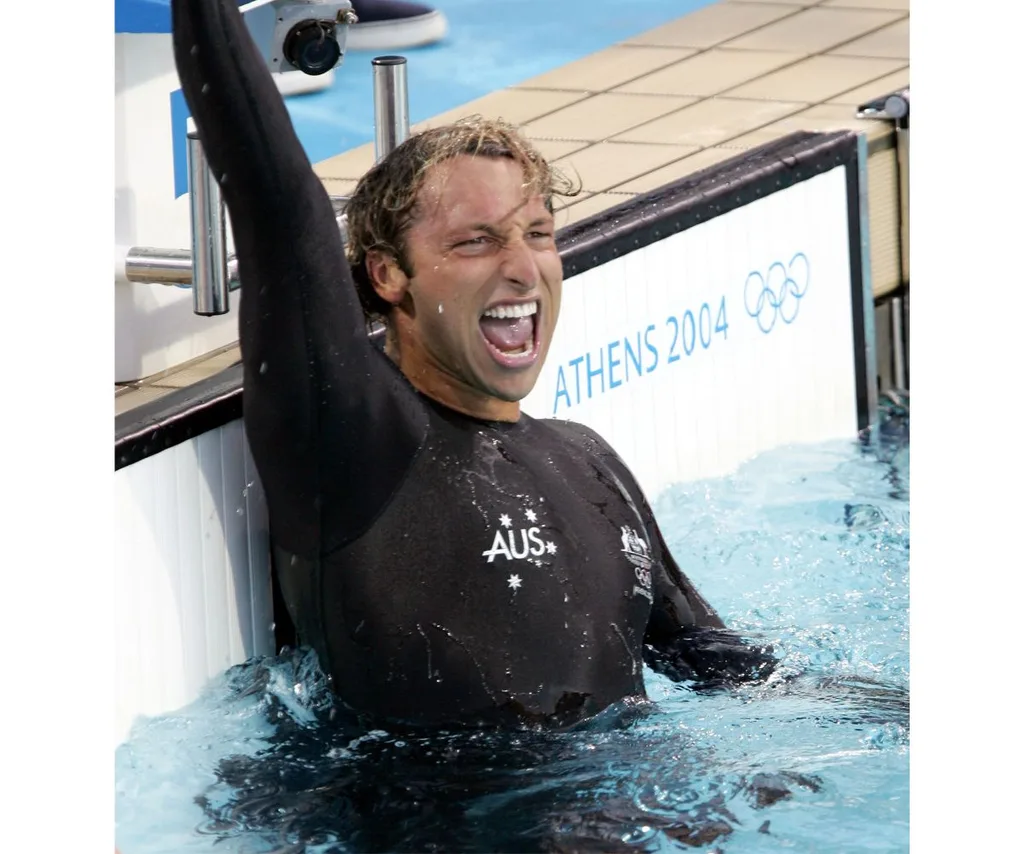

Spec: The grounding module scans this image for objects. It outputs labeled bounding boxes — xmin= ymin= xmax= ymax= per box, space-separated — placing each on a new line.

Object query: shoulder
xmin=537 ymin=417 xmax=651 ymax=504
xmin=536 ymin=417 xmax=618 ymax=458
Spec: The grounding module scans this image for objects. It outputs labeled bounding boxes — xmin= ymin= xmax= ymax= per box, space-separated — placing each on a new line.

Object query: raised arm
xmin=171 ymin=0 xmax=427 ymax=555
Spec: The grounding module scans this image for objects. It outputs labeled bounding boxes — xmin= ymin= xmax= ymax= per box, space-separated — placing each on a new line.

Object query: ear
xmin=365 ymin=249 xmax=410 ymax=307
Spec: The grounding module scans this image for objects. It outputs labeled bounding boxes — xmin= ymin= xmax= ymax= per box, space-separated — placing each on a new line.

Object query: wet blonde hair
xmin=345 ymin=115 xmax=581 ymax=318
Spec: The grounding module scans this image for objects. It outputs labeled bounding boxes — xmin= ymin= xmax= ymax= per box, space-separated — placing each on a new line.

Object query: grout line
xmin=622 ymin=2 xmax=809 ymax=49
xmin=818 ymin=4 xmax=908 ymax=11
xmin=707 ymin=61 xmax=909 ymax=104
xmin=821 ymin=14 xmax=909 ymax=55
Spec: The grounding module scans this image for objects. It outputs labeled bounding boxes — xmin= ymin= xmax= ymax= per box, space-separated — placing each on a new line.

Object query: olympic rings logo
xmin=743 ymin=253 xmax=810 ymax=334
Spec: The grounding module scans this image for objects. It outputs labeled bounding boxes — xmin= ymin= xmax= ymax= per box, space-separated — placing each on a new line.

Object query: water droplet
xmin=236 ymin=507 xmax=244 ymax=516
xmin=394 ymin=740 xmax=407 ymax=748
xmin=201 ymin=83 xmax=210 ymax=95
xmin=269 ymin=622 xmax=276 ymax=632
xmin=259 ymin=361 xmax=268 ymax=375
xmin=438 ymin=303 xmax=444 ymax=314
xmin=190 ymin=45 xmax=199 ymax=56
xmin=290 ymin=555 xmax=298 ymax=566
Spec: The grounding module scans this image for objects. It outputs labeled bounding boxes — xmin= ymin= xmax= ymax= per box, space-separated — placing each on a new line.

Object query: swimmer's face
xmin=368 ymin=155 xmax=562 ymax=420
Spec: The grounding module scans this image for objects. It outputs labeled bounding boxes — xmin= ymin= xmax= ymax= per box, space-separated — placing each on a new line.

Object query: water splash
xmin=116 ymin=426 xmax=909 ymax=853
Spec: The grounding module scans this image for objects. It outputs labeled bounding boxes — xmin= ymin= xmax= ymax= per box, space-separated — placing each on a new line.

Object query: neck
xmin=385 ymin=323 xmax=521 ymax=423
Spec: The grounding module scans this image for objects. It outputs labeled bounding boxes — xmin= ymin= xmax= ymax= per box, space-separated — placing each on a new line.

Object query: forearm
xmin=171 ymin=0 xmax=321 ymax=220
xmin=644 ymin=625 xmax=777 ymax=688
xmin=171 ymin=0 xmax=366 ymax=362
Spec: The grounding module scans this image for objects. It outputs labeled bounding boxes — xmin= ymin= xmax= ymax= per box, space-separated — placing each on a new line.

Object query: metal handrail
xmin=123 ymin=54 xmax=411 ymax=316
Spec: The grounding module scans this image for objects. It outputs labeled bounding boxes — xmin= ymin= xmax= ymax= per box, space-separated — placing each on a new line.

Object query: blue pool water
xmin=115 ymin=407 xmax=909 ymax=853
xmin=284 ymin=0 xmax=717 ymax=164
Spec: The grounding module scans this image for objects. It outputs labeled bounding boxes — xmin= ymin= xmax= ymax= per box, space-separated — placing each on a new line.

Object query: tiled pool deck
xmin=115 ymin=0 xmax=909 ymax=416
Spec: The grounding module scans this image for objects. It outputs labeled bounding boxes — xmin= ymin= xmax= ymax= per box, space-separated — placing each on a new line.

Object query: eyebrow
xmin=460 ymin=216 xmax=554 ymax=235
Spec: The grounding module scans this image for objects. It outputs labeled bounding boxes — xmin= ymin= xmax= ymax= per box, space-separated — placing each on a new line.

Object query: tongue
xmin=480 ymin=315 xmax=534 ymax=352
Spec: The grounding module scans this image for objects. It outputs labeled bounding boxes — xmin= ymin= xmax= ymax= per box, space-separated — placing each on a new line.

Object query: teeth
xmin=506 ymin=341 xmax=534 ymax=357
xmin=482 ymin=300 xmax=538 ymax=320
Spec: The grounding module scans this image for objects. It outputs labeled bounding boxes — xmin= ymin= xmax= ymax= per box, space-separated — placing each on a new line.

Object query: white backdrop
xmin=523 ymin=166 xmax=859 ymax=501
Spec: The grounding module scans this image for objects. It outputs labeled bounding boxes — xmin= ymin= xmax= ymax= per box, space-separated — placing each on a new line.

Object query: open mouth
xmin=479 ymin=300 xmax=540 ymax=368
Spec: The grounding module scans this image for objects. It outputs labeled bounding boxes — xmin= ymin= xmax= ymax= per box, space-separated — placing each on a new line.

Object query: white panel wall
xmin=115 ymin=32 xmax=240 ymax=383
xmin=523 ymin=167 xmax=859 ymax=501
xmin=114 ymin=420 xmax=274 ymax=749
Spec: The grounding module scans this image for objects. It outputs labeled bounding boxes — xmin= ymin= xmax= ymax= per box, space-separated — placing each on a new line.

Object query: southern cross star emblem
xmin=525 ymin=509 xmax=538 ymax=523
xmin=499 ymin=513 xmax=512 ymax=528
xmin=508 ymin=574 xmax=522 ymax=590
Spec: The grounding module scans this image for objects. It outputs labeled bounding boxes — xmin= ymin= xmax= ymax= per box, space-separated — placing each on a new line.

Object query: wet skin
xmin=367 ymin=155 xmax=562 ymax=422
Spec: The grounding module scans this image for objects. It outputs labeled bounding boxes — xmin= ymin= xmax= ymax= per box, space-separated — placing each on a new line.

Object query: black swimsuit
xmin=171 ymin=0 xmax=772 ymax=729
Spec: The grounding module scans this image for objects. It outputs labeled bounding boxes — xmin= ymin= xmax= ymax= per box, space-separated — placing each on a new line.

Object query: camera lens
xmin=283 ymin=21 xmax=341 ymax=76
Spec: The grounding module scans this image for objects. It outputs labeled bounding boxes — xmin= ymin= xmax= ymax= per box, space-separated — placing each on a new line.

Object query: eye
xmin=455 ymin=236 xmax=491 ymax=248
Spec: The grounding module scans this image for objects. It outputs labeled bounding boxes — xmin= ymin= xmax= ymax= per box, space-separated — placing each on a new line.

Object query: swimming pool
xmin=114 ymin=401 xmax=909 ymax=853
xmin=283 ymin=0 xmax=717 ymax=164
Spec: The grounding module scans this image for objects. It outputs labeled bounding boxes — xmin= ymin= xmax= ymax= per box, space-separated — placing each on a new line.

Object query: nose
xmin=500 ymin=235 xmax=541 ymax=291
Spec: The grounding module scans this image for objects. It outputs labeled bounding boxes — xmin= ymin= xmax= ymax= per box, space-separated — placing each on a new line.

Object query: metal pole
xmin=890 ymin=294 xmax=906 ymax=391
xmin=125 ymin=196 xmax=351 ymax=290
xmin=888 ymin=94 xmax=909 ymax=391
xmin=372 ymin=56 xmax=409 ymax=164
xmin=187 ymin=132 xmax=230 ymax=316
xmin=125 ymin=247 xmax=242 ymax=290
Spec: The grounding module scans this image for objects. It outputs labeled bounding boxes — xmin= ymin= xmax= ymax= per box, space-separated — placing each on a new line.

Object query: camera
xmin=241 ymin=0 xmax=356 ymax=76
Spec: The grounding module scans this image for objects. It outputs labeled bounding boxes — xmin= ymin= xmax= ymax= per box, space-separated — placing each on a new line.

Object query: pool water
xmin=284 ymin=0 xmax=717 ymax=164
xmin=115 ymin=406 xmax=909 ymax=853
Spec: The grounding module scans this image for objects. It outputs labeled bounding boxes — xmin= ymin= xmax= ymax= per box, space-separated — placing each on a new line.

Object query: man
xmin=172 ymin=0 xmax=774 ymax=731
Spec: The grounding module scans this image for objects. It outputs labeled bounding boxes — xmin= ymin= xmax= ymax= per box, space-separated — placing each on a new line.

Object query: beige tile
xmin=414 ymin=89 xmax=589 ymax=130
xmin=312 ymin=91 xmax=591 ymax=180
xmin=552 ymin=191 xmax=594 ymax=230
xmin=314 ymin=142 xmax=376 ymax=181
xmin=724 ymin=0 xmax=818 ymax=4
xmin=320 ymin=177 xmax=360 ymax=198
xmin=529 ymin=138 xmax=593 ymax=162
xmin=515 ymin=46 xmax=697 ymax=92
xmin=724 ymin=54 xmax=907 ymax=102
xmin=827 ymin=66 xmax=909 ymax=106
xmin=558 ymin=193 xmax=637 ymax=229
xmin=718 ymin=103 xmax=893 ymax=148
xmin=723 ymin=7 xmax=906 ymax=53
xmin=151 ymin=346 xmax=242 ymax=389
xmin=114 ymin=385 xmax=177 ymax=417
xmin=822 ymin=0 xmax=909 ymax=10
xmin=615 ymin=48 xmax=803 ymax=97
xmin=522 ymin=93 xmax=697 ymax=142
xmin=614 ymin=96 xmax=806 ymax=147
xmin=830 ymin=18 xmax=909 ymax=59
xmin=553 ymin=141 xmax=700 ymax=193
xmin=626 ymin=2 xmax=801 ymax=48
xmin=613 ymin=147 xmax=755 ymax=194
